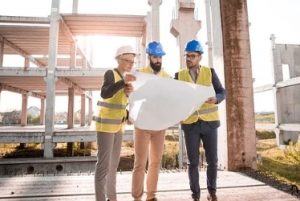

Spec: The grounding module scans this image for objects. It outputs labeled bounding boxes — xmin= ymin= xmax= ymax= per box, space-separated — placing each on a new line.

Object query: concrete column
xmin=45 ymin=0 xmax=60 ymax=158
xmin=146 ymin=12 xmax=152 ymax=44
xmin=20 ymin=93 xmax=28 ymax=149
xmin=67 ymin=87 xmax=75 ymax=156
xmin=72 ymin=0 xmax=78 ymax=13
xmin=208 ymin=0 xmax=228 ymax=170
xmin=21 ymin=93 xmax=28 ymax=126
xmin=88 ymin=96 xmax=92 ymax=126
xmin=170 ymin=0 xmax=201 ymax=68
xmin=82 ymin=58 xmax=87 ymax=68
xmin=70 ymin=42 xmax=77 ymax=68
xmin=205 ymin=0 xmax=213 ymax=68
xmin=24 ymin=57 xmax=30 ymax=70
xmin=270 ymin=34 xmax=284 ymax=146
xmin=80 ymin=94 xmax=85 ymax=127
xmin=148 ymin=0 xmax=162 ymax=41
xmin=80 ymin=94 xmax=86 ymax=149
xmin=67 ymin=88 xmax=74 ymax=129
xmin=0 ymin=37 xmax=4 ymax=67
xmin=140 ymin=32 xmax=147 ymax=67
xmin=40 ymin=98 xmax=45 ymax=125
xmin=220 ymin=0 xmax=256 ymax=170
xmin=0 ymin=85 xmax=2 ymax=105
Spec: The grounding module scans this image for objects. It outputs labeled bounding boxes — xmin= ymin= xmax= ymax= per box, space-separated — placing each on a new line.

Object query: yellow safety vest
xmin=95 ymin=70 xmax=128 ymax=133
xmin=178 ymin=66 xmax=219 ymax=124
xmin=138 ymin=66 xmax=171 ymax=78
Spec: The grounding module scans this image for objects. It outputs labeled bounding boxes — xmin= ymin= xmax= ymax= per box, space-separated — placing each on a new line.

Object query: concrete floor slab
xmin=0 ymin=171 xmax=298 ymax=201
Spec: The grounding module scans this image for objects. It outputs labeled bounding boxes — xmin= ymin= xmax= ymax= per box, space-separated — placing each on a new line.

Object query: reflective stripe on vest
xmin=95 ymin=70 xmax=128 ymax=133
xmin=193 ymin=106 xmax=218 ymax=116
xmin=97 ymin=101 xmax=126 ymax=110
xmin=93 ymin=116 xmax=123 ymax=125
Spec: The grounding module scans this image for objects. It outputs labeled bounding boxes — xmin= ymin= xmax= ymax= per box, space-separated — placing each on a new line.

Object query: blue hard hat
xmin=185 ymin=40 xmax=204 ymax=53
xmin=146 ymin=41 xmax=166 ymax=56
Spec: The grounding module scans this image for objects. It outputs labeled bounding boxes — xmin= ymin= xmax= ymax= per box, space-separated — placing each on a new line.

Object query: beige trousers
xmin=131 ymin=128 xmax=165 ymax=201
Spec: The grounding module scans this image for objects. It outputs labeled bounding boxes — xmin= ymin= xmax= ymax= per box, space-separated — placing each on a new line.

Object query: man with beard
xmin=175 ymin=40 xmax=225 ymax=201
xmin=131 ymin=41 xmax=170 ymax=201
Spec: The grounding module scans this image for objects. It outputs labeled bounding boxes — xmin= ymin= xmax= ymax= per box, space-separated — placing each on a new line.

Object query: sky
xmin=0 ymin=0 xmax=300 ymax=113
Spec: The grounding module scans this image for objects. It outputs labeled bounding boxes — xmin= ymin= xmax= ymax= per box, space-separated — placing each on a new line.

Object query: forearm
xmin=100 ymin=70 xmax=126 ymax=99
xmin=212 ymin=69 xmax=225 ymax=104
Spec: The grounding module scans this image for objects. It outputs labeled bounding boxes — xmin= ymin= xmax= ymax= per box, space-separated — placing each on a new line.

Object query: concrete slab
xmin=0 ymin=171 xmax=298 ymax=201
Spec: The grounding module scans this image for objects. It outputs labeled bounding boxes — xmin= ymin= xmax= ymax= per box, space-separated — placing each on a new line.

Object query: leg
xmin=146 ymin=130 xmax=165 ymax=200
xmin=201 ymin=122 xmax=218 ymax=193
xmin=107 ymin=133 xmax=123 ymax=201
xmin=182 ymin=123 xmax=202 ymax=199
xmin=132 ymin=128 xmax=150 ymax=201
xmin=94 ymin=132 xmax=115 ymax=201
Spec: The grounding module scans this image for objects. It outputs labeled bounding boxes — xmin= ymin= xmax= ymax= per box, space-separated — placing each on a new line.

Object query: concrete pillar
xmin=220 ymin=0 xmax=256 ymax=170
xmin=67 ymin=87 xmax=75 ymax=156
xmin=0 ymin=85 xmax=2 ymax=105
xmin=0 ymin=37 xmax=4 ymax=67
xmin=45 ymin=0 xmax=60 ymax=158
xmin=88 ymin=96 xmax=92 ymax=126
xmin=80 ymin=94 xmax=86 ymax=149
xmin=82 ymin=58 xmax=87 ymax=68
xmin=140 ymin=32 xmax=147 ymax=67
xmin=270 ymin=34 xmax=281 ymax=146
xmin=40 ymin=98 xmax=45 ymax=125
xmin=205 ymin=0 xmax=213 ymax=68
xmin=206 ymin=0 xmax=228 ymax=170
xmin=72 ymin=0 xmax=78 ymax=13
xmin=24 ymin=57 xmax=30 ymax=70
xmin=148 ymin=0 xmax=161 ymax=41
xmin=21 ymin=93 xmax=28 ymax=126
xmin=19 ymin=93 xmax=28 ymax=149
xmin=67 ymin=88 xmax=74 ymax=128
xmin=170 ymin=0 xmax=201 ymax=68
xmin=81 ymin=94 xmax=85 ymax=127
xmin=70 ymin=42 xmax=77 ymax=68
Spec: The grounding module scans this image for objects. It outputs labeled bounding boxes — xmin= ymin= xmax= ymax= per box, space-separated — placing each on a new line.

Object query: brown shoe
xmin=207 ymin=192 xmax=217 ymax=201
xmin=146 ymin=198 xmax=157 ymax=201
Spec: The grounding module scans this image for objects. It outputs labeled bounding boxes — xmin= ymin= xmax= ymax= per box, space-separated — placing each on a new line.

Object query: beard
xmin=150 ymin=60 xmax=162 ymax=72
xmin=186 ymin=61 xmax=197 ymax=69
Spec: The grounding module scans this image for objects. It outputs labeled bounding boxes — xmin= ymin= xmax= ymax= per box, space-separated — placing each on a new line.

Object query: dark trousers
xmin=182 ymin=120 xmax=219 ymax=199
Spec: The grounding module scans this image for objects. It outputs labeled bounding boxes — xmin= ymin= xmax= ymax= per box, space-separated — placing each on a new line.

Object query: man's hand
xmin=124 ymin=83 xmax=134 ymax=96
xmin=205 ymin=97 xmax=217 ymax=104
xmin=124 ymin=74 xmax=136 ymax=84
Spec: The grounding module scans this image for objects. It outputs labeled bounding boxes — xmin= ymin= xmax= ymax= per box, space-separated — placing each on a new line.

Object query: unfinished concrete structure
xmin=0 ymin=0 xmax=147 ymax=159
xmin=0 ymin=0 xmax=257 ymax=173
xmin=271 ymin=36 xmax=300 ymax=146
xmin=255 ymin=35 xmax=300 ymax=146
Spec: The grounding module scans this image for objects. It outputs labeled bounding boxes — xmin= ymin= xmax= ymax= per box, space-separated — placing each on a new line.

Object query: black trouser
xmin=182 ymin=120 xmax=219 ymax=199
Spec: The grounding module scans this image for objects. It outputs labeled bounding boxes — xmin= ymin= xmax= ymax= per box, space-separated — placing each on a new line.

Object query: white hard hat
xmin=115 ymin=45 xmax=136 ymax=59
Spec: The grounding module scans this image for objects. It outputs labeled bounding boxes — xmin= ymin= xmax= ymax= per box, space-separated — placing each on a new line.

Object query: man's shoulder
xmin=137 ymin=66 xmax=150 ymax=72
xmin=161 ymin=69 xmax=171 ymax=78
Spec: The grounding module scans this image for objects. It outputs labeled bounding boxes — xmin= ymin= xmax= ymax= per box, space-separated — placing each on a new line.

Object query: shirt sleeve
xmin=100 ymin=70 xmax=126 ymax=99
xmin=211 ymin=68 xmax=226 ymax=104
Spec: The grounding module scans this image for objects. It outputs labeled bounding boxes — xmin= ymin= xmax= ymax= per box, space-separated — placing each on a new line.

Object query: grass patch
xmin=255 ymin=112 xmax=275 ymax=123
xmin=256 ymin=130 xmax=276 ymax=139
xmin=257 ymin=139 xmax=300 ymax=188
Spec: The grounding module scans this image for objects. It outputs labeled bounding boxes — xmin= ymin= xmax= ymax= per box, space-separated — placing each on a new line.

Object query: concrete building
xmin=0 ymin=0 xmax=258 ymax=172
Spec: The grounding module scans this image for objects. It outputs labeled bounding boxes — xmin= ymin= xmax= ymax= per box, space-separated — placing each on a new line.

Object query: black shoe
xmin=193 ymin=198 xmax=200 ymax=201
